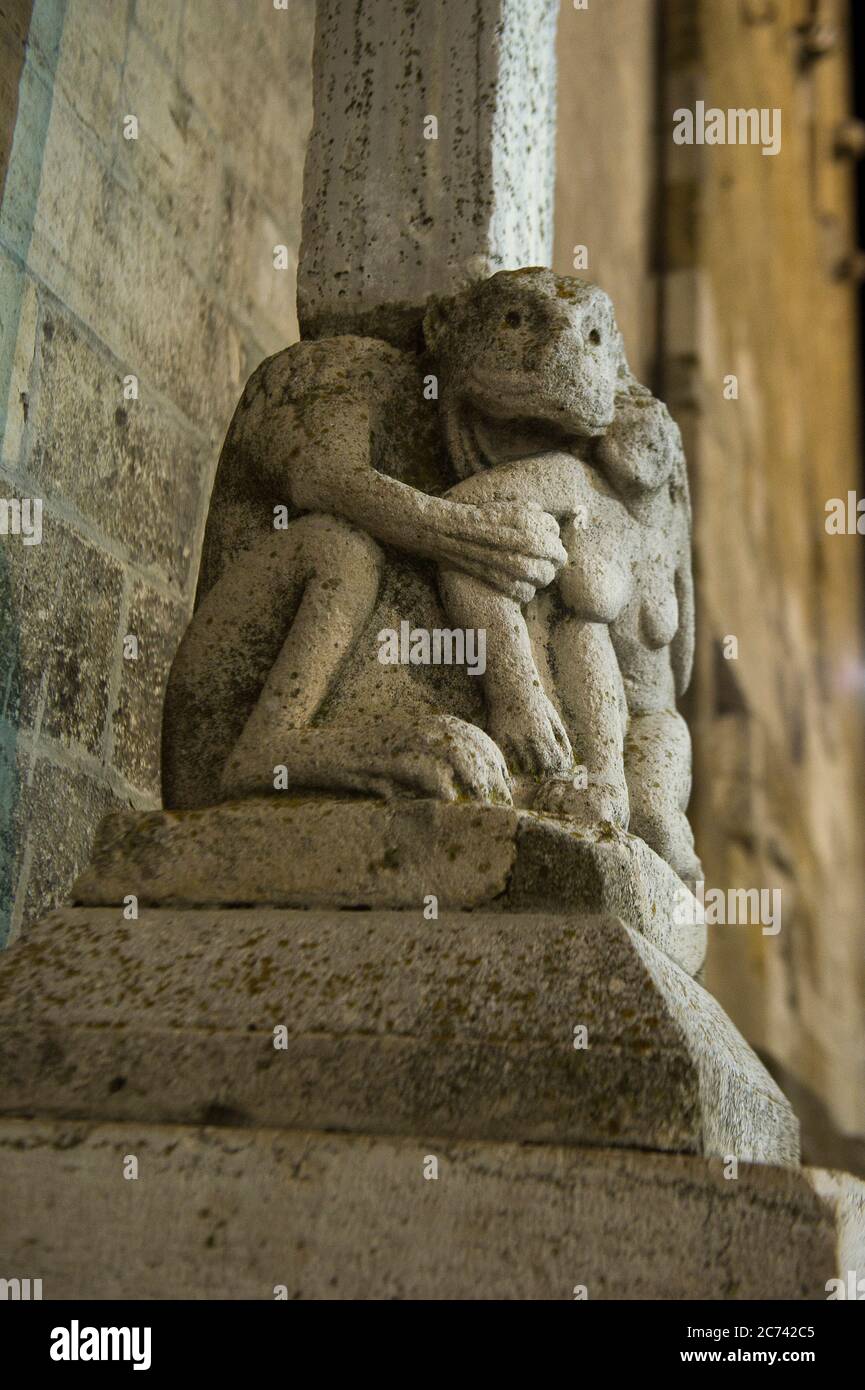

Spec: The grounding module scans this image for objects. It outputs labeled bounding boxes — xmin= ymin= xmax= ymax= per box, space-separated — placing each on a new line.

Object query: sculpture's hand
xmin=291 ymin=458 xmax=565 ymax=603
xmin=430 ymin=500 xmax=568 ymax=603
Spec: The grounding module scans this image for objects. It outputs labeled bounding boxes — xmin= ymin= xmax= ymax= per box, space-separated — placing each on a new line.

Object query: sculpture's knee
xmin=631 ymin=804 xmax=702 ymax=886
xmin=288 ymin=512 xmax=384 ymax=595
xmin=625 ymin=708 xmax=692 ymax=809
xmin=162 ymin=516 xmax=383 ymax=811
xmin=625 ymin=709 xmax=700 ymax=881
xmin=444 ymin=473 xmax=494 ymax=504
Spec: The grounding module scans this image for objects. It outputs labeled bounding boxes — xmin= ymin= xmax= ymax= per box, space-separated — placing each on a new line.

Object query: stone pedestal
xmin=0 ymin=901 xmax=792 ymax=1163
xmin=1 ymin=800 xmax=863 ymax=1297
xmin=0 ymin=1119 xmax=861 ymax=1300
xmin=69 ymin=797 xmax=706 ymax=975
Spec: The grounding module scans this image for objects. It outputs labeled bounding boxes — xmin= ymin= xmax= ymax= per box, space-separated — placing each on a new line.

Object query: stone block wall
xmin=0 ymin=0 xmax=314 ymax=942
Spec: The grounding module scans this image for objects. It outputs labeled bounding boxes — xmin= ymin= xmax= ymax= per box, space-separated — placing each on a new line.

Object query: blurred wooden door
xmin=556 ymin=0 xmax=865 ymax=1149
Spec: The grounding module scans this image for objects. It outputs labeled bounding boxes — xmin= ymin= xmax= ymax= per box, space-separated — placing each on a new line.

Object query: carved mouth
xmin=465 ymin=369 xmax=607 ymax=437
xmin=465 ymin=368 xmax=540 ymax=409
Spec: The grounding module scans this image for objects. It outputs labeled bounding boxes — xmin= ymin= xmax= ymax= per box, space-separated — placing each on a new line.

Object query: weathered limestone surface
xmin=553 ymin=0 xmax=658 ymax=383
xmin=163 ymin=269 xmax=702 ymax=888
xmin=0 ymin=1117 xmax=857 ymax=1300
xmin=7 ymin=0 xmax=855 ymax=1308
xmin=298 ymin=0 xmax=558 ymax=346
xmin=0 ymin=904 xmax=795 ymax=1163
xmin=0 ymin=0 xmax=315 ymax=943
xmin=70 ymin=798 xmax=706 ymax=974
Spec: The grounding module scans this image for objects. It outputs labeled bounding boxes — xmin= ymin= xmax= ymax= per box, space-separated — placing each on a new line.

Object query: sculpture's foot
xmin=485 ymin=689 xmax=573 ymax=778
xmin=218 ymin=714 xmax=513 ymax=806
xmin=532 ymin=774 xmax=629 ymax=830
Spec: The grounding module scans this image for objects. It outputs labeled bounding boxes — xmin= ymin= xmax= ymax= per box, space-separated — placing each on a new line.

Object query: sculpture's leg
xmin=624 ymin=708 xmax=703 ymax=885
xmin=437 ymin=466 xmax=574 ymax=778
xmin=162 ymin=514 xmax=382 ymax=809
xmin=533 ymin=618 xmax=631 ymax=828
xmin=220 ymin=713 xmax=513 ymax=805
xmin=438 ymin=566 xmax=573 ymax=777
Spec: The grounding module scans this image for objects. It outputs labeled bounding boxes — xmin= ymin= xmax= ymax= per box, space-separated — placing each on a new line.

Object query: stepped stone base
xmin=0 ymin=799 xmax=825 ymax=1298
xmin=0 ymin=1117 xmax=861 ymax=1300
xmin=69 ymin=798 xmax=706 ymax=976
xmin=0 ymin=905 xmax=796 ymax=1163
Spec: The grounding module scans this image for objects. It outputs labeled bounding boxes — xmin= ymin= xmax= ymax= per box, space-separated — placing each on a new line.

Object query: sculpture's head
xmin=423 ymin=268 xmax=626 ymax=454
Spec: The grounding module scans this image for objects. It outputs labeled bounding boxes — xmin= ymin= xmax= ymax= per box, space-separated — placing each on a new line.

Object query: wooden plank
xmin=659 ymin=0 xmax=865 ymax=1133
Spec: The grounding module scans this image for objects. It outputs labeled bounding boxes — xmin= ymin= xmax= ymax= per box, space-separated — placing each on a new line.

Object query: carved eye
xmin=505 ymin=310 xmax=521 ymax=328
xmin=588 ymin=327 xmax=601 ymax=345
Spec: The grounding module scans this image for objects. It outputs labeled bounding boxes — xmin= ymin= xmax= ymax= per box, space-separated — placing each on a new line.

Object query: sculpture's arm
xmin=444 ymin=449 xmax=606 ymax=521
xmin=436 ymin=456 xmax=580 ymax=775
xmin=671 ymin=559 xmax=695 ymax=698
xmin=283 ymin=425 xmax=567 ymax=603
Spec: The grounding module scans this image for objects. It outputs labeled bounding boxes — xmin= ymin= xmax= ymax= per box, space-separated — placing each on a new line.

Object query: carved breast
xmin=556 ymin=504 xmax=636 ymax=624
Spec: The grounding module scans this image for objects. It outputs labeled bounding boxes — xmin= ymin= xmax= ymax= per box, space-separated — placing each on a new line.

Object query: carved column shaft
xmin=297 ymin=0 xmax=558 ymax=347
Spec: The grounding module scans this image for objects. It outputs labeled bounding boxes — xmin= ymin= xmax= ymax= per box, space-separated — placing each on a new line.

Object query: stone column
xmin=1 ymin=0 xmax=864 ymax=1302
xmin=297 ymin=0 xmax=558 ymax=346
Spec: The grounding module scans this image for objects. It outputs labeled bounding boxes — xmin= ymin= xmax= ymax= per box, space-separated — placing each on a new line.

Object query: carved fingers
xmin=434 ymin=500 xmax=567 ymax=600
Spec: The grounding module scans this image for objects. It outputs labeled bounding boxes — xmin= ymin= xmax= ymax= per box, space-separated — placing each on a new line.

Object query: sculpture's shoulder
xmin=197 ymin=333 xmax=444 ymax=600
xmin=596 ymin=383 xmax=684 ymax=497
xmin=214 ymin=334 xmax=428 ymax=488
xmin=237 ymin=334 xmax=423 ymax=421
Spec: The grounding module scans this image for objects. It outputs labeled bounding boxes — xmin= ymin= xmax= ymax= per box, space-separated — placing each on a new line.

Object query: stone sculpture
xmin=162 ymin=268 xmax=701 ymax=883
